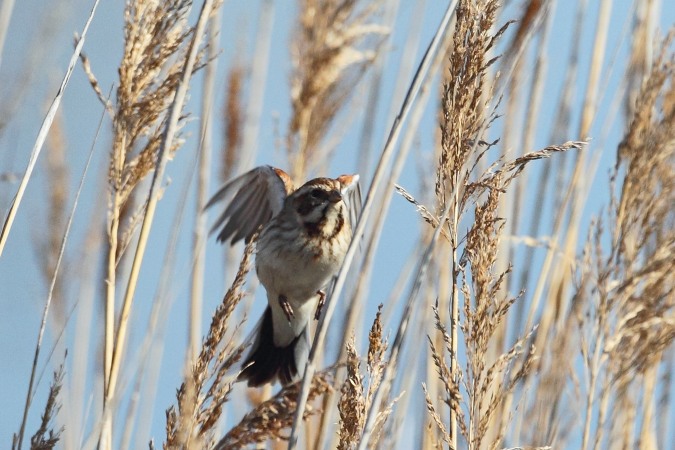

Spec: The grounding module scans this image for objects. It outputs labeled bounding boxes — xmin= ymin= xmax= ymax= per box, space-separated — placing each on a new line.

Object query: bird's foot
xmin=315 ymin=290 xmax=326 ymax=320
xmin=279 ymin=294 xmax=294 ymax=322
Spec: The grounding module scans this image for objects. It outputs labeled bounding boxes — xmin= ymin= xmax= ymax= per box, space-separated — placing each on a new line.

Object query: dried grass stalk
xmin=0 ymin=0 xmax=100 ymax=257
xmin=14 ymin=363 xmax=65 ymax=450
xmin=337 ymin=336 xmax=365 ymax=450
xmin=436 ymin=0 xmax=506 ymax=210
xmin=190 ymin=10 xmax=221 ymax=363
xmin=108 ymin=0 xmax=194 ymax=207
xmin=336 ymin=305 xmax=388 ymax=449
xmin=289 ymin=3 xmax=457 ymax=446
xmin=37 ymin=112 xmax=69 ymax=323
xmin=433 ymin=2 xmax=509 ymax=447
xmin=164 ymin=241 xmax=254 ymax=449
xmin=214 ymin=372 xmax=334 ymax=449
xmin=287 ymin=0 xmax=386 ymax=179
xmin=424 ymin=1 xmax=582 ymax=448
xmin=103 ymin=0 xmax=197 ymax=403
xmin=574 ymin=30 xmax=675 ymax=450
xmin=222 ymin=63 xmax=244 ymax=181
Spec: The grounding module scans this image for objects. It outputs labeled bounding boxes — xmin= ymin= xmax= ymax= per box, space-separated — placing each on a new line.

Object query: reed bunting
xmin=206 ymin=166 xmax=361 ymax=386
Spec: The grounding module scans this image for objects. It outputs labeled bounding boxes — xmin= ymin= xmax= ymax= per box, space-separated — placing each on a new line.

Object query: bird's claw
xmin=315 ymin=290 xmax=326 ymax=320
xmin=279 ymin=294 xmax=294 ymax=322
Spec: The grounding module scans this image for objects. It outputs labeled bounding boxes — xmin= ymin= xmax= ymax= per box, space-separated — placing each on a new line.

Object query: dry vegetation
xmin=2 ymin=0 xmax=674 ymax=449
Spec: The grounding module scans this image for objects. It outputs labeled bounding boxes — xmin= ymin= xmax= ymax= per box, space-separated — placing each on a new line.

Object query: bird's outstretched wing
xmin=206 ymin=165 xmax=294 ymax=244
xmin=337 ymin=174 xmax=362 ymax=236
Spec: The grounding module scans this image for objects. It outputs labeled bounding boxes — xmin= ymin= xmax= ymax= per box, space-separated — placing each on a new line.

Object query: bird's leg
xmin=279 ymin=294 xmax=294 ymax=322
xmin=314 ymin=290 xmax=326 ymax=320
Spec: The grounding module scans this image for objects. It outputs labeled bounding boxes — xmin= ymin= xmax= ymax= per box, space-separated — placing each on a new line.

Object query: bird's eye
xmin=310 ymin=188 xmax=324 ymax=198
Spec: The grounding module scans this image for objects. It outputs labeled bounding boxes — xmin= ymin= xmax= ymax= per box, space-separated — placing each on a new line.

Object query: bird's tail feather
xmin=238 ymin=307 xmax=310 ymax=387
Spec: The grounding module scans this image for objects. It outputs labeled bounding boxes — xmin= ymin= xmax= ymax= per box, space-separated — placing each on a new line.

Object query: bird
xmin=206 ymin=165 xmax=361 ymax=387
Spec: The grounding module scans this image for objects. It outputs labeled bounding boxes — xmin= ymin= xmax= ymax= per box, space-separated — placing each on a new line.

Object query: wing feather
xmin=206 ymin=165 xmax=293 ymax=245
xmin=217 ymin=191 xmax=258 ymax=243
xmin=230 ymin=186 xmax=268 ymax=243
xmin=239 ymin=191 xmax=274 ymax=243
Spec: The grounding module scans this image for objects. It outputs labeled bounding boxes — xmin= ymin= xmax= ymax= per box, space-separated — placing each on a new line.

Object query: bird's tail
xmin=238 ymin=306 xmax=310 ymax=387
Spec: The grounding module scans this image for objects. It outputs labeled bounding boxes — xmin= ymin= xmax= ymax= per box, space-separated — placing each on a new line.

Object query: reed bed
xmin=1 ymin=0 xmax=673 ymax=449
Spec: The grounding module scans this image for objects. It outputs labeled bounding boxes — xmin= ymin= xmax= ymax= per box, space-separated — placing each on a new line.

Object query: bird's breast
xmin=255 ymin=222 xmax=348 ymax=301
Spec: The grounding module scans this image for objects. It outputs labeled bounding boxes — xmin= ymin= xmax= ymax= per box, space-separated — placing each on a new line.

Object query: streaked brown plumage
xmin=206 ymin=166 xmax=361 ymax=386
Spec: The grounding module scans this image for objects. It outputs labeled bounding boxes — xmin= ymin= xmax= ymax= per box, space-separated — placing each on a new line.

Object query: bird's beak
xmin=337 ymin=174 xmax=359 ymax=192
xmin=328 ymin=190 xmax=342 ymax=203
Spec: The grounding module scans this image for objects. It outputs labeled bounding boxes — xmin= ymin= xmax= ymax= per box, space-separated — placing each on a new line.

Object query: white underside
xmin=267 ymin=291 xmax=319 ymax=347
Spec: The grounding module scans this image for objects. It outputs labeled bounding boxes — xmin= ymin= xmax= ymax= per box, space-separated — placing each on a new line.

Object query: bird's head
xmin=289 ymin=174 xmax=359 ymax=236
xmin=291 ymin=178 xmax=344 ymax=224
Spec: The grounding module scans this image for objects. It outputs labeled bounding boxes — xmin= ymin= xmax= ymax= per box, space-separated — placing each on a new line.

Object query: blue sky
xmin=1 ymin=0 xmax=674 ymax=448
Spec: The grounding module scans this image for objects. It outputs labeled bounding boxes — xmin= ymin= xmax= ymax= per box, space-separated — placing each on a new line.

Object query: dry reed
xmin=4 ymin=1 xmax=675 ymax=450
xmin=336 ymin=305 xmax=388 ymax=449
xmin=28 ymin=363 xmax=64 ymax=450
xmin=13 ymin=362 xmax=65 ymax=450
xmin=164 ymin=241 xmax=253 ymax=449
xmin=576 ymin=32 xmax=675 ymax=449
xmin=222 ymin=64 xmax=244 ymax=180
xmin=213 ymin=372 xmax=333 ymax=449
xmin=288 ymin=2 xmax=457 ymax=446
xmin=37 ymin=111 xmax=69 ymax=324
xmin=0 ymin=0 xmax=101 ymax=257
xmin=103 ymin=0 xmax=196 ymax=400
xmin=98 ymin=2 xmax=219 ymax=448
xmin=287 ymin=0 xmax=386 ymax=180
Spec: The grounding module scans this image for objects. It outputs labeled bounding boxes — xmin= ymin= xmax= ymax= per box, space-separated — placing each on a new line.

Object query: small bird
xmin=206 ymin=166 xmax=361 ymax=386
